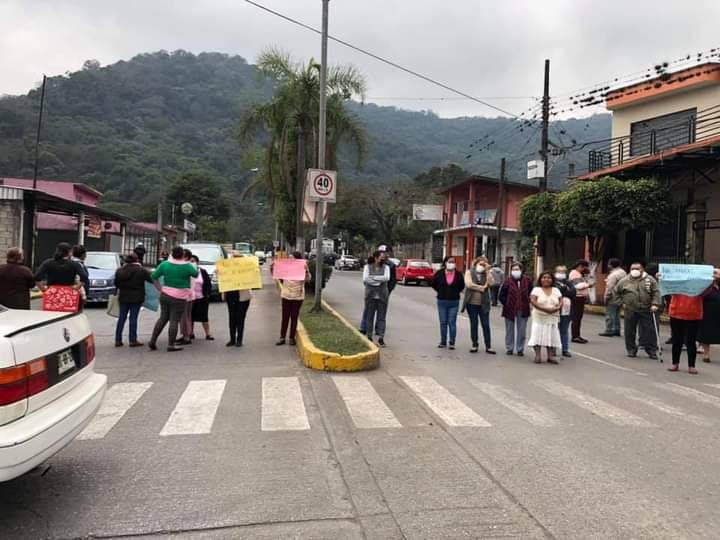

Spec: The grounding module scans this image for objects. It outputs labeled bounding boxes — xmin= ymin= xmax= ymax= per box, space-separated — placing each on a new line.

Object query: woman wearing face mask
xmin=276 ymin=251 xmax=310 ymax=346
xmin=178 ymin=249 xmax=195 ymax=345
xmin=431 ymin=257 xmax=465 ymax=349
xmin=190 ymin=255 xmax=215 ymax=341
xmin=362 ymin=250 xmax=390 ymax=347
xmin=461 ymin=257 xmax=496 ymax=354
xmin=528 ymin=271 xmax=563 ymax=364
xmin=499 ymin=263 xmax=532 ymax=356
xmin=698 ymin=268 xmax=720 ymax=364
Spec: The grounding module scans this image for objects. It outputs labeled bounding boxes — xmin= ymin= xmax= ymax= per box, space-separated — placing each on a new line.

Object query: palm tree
xmin=239 ymin=48 xmax=367 ymax=251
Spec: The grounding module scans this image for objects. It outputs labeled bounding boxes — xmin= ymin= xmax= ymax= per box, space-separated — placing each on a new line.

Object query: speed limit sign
xmin=306 ymin=169 xmax=337 ymax=203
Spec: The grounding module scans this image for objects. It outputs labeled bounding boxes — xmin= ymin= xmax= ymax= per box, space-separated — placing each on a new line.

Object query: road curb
xmin=296 ymin=299 xmax=380 ymax=372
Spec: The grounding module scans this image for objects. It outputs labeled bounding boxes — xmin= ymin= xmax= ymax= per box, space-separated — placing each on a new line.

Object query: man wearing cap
xmin=360 ymin=244 xmax=397 ymax=335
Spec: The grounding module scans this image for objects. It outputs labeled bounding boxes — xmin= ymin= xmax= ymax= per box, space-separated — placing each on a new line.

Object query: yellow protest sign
xmin=216 ymin=256 xmax=262 ymax=292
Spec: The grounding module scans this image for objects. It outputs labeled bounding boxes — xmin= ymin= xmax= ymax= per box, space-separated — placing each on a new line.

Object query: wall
xmin=0 ymin=200 xmax=22 ymax=260
xmin=612 ymin=84 xmax=720 ymax=139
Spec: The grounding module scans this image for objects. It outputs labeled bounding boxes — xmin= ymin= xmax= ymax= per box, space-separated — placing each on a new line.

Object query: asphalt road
xmin=1 ymin=267 xmax=719 ymax=539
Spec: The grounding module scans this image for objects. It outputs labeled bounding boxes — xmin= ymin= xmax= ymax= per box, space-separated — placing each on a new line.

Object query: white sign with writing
xmin=306 ymin=169 xmax=337 ymax=203
xmin=412 ymin=204 xmax=444 ymax=221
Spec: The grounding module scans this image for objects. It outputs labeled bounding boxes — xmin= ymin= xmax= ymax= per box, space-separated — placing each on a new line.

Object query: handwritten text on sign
xmin=659 ymin=264 xmax=714 ymax=297
xmin=216 ymin=257 xmax=262 ymax=292
xmin=272 ymin=258 xmax=308 ymax=281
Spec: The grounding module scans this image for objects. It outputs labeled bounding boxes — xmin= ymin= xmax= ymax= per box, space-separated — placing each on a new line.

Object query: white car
xmin=0 ymin=308 xmax=106 ymax=482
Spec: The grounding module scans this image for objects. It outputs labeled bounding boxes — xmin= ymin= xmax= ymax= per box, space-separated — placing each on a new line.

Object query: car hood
xmin=88 ymin=268 xmax=116 ymax=280
xmin=200 ymin=263 xmax=216 ymax=275
xmin=0 ymin=309 xmax=72 ymax=338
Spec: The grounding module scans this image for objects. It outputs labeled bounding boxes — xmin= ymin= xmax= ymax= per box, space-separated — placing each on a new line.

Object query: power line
xmin=366 ymin=96 xmax=537 ymax=101
xmin=243 ymin=0 xmax=526 ymax=119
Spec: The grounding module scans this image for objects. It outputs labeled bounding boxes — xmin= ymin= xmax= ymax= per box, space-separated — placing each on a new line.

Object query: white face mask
xmin=476 ymin=265 xmax=486 ymax=273
xmin=630 ymin=269 xmax=642 ymax=278
xmin=555 ymin=272 xmax=566 ymax=281
xmin=446 ymin=263 xmax=456 ymax=271
xmin=511 ymin=270 xmax=522 ymax=279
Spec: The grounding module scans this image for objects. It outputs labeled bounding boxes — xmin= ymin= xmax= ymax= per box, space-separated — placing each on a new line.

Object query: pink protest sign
xmin=272 ymin=258 xmax=307 ymax=281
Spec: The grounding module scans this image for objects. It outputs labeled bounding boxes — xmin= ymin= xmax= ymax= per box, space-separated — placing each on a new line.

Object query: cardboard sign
xmin=659 ymin=264 xmax=714 ymax=297
xmin=216 ymin=257 xmax=262 ymax=292
xmin=272 ymin=258 xmax=307 ymax=281
xmin=42 ymin=286 xmax=81 ymax=312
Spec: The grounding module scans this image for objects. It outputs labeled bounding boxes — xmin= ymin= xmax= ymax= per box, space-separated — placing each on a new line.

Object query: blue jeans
xmin=361 ymin=291 xmax=392 ymax=334
xmin=467 ymin=304 xmax=491 ymax=348
xmin=116 ymin=303 xmax=142 ymax=344
xmin=437 ymin=299 xmax=459 ymax=345
xmin=605 ymin=303 xmax=621 ymax=335
xmin=558 ymin=314 xmax=571 ymax=354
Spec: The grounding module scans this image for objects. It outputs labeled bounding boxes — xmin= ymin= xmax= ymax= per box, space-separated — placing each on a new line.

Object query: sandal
xmin=668 ymin=365 xmax=679 ymax=372
xmin=689 ymin=367 xmax=699 ymax=375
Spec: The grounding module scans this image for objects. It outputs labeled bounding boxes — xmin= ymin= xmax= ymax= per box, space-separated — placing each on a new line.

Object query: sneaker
xmin=275 ymin=339 xmax=286 ymax=346
xmin=598 ymin=332 xmax=614 ymax=337
xmin=235 ymin=342 xmax=243 ymax=348
xmin=378 ymin=338 xmax=386 ymax=348
xmin=438 ymin=343 xmax=446 ymax=349
xmin=148 ymin=342 xmax=157 ymax=351
xmin=517 ymin=351 xmax=524 ymax=357
xmin=206 ymin=336 xmax=215 ymax=341
xmin=448 ymin=342 xmax=456 ymax=350
xmin=486 ymin=348 xmax=497 ymax=355
xmin=114 ymin=342 xmax=123 ymax=347
xmin=226 ymin=341 xmax=236 ymax=347
xmin=470 ymin=345 xmax=479 ymax=353
xmin=562 ymin=351 xmax=572 ymax=358
xmin=167 ymin=346 xmax=184 ymax=352
xmin=506 ymin=350 xmax=514 ymax=355
xmin=129 ymin=341 xmax=144 ymax=348
xmin=627 ymin=352 xmax=637 ymax=358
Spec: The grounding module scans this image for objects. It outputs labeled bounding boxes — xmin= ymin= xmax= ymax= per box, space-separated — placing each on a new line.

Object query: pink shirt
xmin=445 ymin=271 xmax=456 ymax=286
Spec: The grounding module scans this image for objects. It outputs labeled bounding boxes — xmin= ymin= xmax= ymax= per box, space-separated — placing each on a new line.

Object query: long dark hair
xmin=54 ymin=242 xmax=72 ymax=261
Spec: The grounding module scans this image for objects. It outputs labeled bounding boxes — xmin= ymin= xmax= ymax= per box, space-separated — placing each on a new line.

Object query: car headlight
xmin=90 ymin=279 xmax=107 ymax=287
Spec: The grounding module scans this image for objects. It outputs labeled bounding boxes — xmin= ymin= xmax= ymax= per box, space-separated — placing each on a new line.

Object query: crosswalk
xmin=78 ymin=375 xmax=720 ymax=441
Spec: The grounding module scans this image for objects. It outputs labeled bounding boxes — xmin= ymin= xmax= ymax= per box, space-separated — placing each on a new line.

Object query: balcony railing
xmin=586 ymin=104 xmax=720 ymax=173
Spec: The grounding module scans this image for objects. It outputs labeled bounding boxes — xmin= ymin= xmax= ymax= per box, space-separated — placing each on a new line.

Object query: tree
xmin=239 ymin=48 xmax=367 ymax=250
xmin=165 ymin=170 xmax=230 ymax=241
xmin=519 ymin=191 xmax=560 ymax=238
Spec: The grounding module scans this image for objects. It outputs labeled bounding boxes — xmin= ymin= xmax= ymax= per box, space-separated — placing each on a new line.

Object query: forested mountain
xmin=0 ymin=50 xmax=610 ymax=220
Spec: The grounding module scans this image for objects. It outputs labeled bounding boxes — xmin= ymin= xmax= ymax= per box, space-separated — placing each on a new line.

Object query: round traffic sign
xmin=312 ymin=173 xmax=334 ymax=197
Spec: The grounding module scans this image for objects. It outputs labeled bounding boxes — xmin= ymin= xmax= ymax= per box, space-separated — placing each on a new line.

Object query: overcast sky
xmin=2 ymin=0 xmax=719 ymax=118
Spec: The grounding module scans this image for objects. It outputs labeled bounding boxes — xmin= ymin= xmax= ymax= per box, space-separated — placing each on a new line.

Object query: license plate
xmin=57 ymin=349 xmax=76 ymax=376
xmin=417 ymin=276 xmax=424 ymax=280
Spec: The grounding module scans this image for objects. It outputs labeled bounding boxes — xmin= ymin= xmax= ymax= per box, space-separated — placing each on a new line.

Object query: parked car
xmin=85 ymin=251 xmax=123 ymax=303
xmin=0 ymin=307 xmax=106 ymax=481
xmin=254 ymin=251 xmax=267 ymax=264
xmin=335 ymin=254 xmax=361 ymax=271
xmin=180 ymin=242 xmax=229 ymax=298
xmin=396 ymin=259 xmax=434 ymax=285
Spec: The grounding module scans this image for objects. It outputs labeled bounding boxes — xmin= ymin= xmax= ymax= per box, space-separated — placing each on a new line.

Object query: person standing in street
xmin=528 ymin=271 xmax=563 ymax=364
xmin=461 ymin=256 xmax=496 ymax=354
xmin=499 ymin=263 xmax=532 ymax=356
xmin=225 ymin=287 xmax=251 ymax=347
xmin=554 ymin=265 xmax=576 ymax=358
xmin=611 ymin=261 xmax=661 ymax=360
xmin=72 ymin=244 xmax=90 ymax=309
xmin=114 ymin=252 xmax=152 ymax=347
xmin=666 ymin=291 xmax=705 ymax=374
xmin=489 ymin=263 xmax=504 ymax=306
xmin=599 ymin=258 xmax=626 ymax=337
xmin=569 ymin=259 xmax=593 ymax=344
xmin=178 ymin=248 xmax=195 ymax=345
xmin=134 ymin=243 xmax=147 ymax=265
xmin=148 ymin=246 xmax=198 ymax=352
xmin=0 ymin=247 xmax=36 ymax=310
xmin=190 ymin=254 xmax=214 ymax=341
xmin=698 ymin=268 xmax=720 ymax=363
xmin=35 ymin=242 xmax=87 ymax=290
xmin=360 ymin=244 xmax=396 ymax=335
xmin=362 ymin=250 xmax=390 ymax=347
xmin=431 ymin=256 xmax=465 ymax=349
xmin=276 ymin=251 xmax=310 ymax=346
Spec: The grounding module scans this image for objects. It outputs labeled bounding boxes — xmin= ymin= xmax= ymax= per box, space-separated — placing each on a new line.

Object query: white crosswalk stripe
xmin=704 ymin=384 xmax=720 ymax=390
xmin=333 ymin=376 xmax=401 ymax=429
xmin=400 ymin=376 xmax=491 ymax=427
xmin=535 ymin=380 xmax=655 ymax=427
xmin=160 ymin=380 xmax=226 ymax=436
xmin=78 ymin=382 xmax=153 ymax=440
xmin=658 ymin=383 xmax=720 ymax=408
xmin=607 ymin=386 xmax=711 ymax=426
xmin=470 ymin=380 xmax=558 ymax=427
xmin=261 ymin=377 xmax=310 ymax=431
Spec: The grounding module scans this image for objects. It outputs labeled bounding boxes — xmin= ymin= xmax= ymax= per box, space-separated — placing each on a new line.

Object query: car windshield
xmin=409 ymin=261 xmax=431 ymax=268
xmin=184 ymin=245 xmax=223 ymax=264
xmin=85 ymin=253 xmax=119 ymax=270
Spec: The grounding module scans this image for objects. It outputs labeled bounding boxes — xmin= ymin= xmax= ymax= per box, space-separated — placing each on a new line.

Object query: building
xmin=435 ymin=176 xmax=539 ymax=270
xmin=579 ymin=62 xmax=720 ymax=266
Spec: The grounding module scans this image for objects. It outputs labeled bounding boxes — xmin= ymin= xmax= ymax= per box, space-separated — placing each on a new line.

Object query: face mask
xmin=476 ymin=265 xmax=486 ymax=273
xmin=511 ymin=270 xmax=522 ymax=279
xmin=630 ymin=269 xmax=642 ymax=278
xmin=555 ymin=272 xmax=566 ymax=281
xmin=446 ymin=263 xmax=456 ymax=271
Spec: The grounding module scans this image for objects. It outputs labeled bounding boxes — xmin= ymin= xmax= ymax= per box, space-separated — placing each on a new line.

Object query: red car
xmin=396 ymin=259 xmax=434 ymax=286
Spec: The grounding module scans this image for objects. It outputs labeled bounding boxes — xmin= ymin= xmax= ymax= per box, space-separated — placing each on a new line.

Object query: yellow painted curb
xmin=296 ymin=300 xmax=380 ymax=372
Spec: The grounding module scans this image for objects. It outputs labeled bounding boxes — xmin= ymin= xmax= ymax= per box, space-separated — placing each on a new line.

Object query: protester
xmin=667 ymin=291 xmax=704 ymax=374
xmin=362 ymin=250 xmax=390 ymax=347
xmin=360 ymin=243 xmax=396 ymax=335
xmin=0 ymin=247 xmax=36 ymax=309
xmin=611 ymin=261 xmax=661 ymax=360
xmin=569 ymin=259 xmax=593 ymax=344
xmin=72 ymin=245 xmax=90 ymax=297
xmin=276 ymin=251 xmax=310 ymax=346
xmin=134 ymin=243 xmax=147 ymax=265
xmin=431 ymin=256 xmax=465 ymax=349
xmin=461 ymin=256 xmax=496 ymax=354
xmin=599 ymin=258 xmax=626 ymax=337
xmin=190 ymin=254 xmax=214 ymax=341
xmin=148 ymin=246 xmax=199 ymax=352
xmin=554 ymin=265 xmax=576 ymax=358
xmin=499 ymin=262 xmax=531 ymax=356
xmin=178 ymin=248 xmax=195 ymax=345
xmin=35 ymin=242 xmax=87 ymax=288
xmin=489 ymin=263 xmax=504 ymax=306
xmin=698 ymin=268 xmax=720 ymax=363
xmin=225 ymin=259 xmax=251 ymax=347
xmin=528 ymin=271 xmax=563 ymax=364
xmin=114 ymin=252 xmax=152 ymax=347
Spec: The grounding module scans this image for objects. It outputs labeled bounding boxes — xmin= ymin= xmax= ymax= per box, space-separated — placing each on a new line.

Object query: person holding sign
xmin=273 ymin=252 xmax=310 ymax=346
xmin=611 ymin=261 xmax=661 ymax=360
xmin=223 ymin=253 xmax=253 ymax=348
xmin=698 ymin=268 xmax=720 ymax=363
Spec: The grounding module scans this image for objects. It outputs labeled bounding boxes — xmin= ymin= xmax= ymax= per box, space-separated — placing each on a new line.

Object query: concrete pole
xmin=78 ymin=211 xmax=85 ymax=245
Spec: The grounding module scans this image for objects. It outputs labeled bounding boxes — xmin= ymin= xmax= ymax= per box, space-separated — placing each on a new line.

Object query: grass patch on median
xmin=300 ymin=299 xmax=371 ymax=356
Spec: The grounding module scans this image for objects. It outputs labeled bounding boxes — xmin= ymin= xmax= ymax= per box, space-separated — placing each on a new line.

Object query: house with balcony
xmin=579 ymin=62 xmax=720 ymax=266
xmin=434 ymin=176 xmax=538 ymax=270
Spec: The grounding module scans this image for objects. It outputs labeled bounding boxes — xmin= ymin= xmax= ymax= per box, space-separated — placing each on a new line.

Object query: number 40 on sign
xmin=306 ymin=169 xmax=337 ymax=203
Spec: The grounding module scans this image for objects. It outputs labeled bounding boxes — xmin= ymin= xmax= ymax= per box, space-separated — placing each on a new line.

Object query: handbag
xmin=106 ymin=294 xmax=120 ymax=318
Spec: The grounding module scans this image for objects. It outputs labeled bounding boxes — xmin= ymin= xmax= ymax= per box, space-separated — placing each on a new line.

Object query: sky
xmin=2 ymin=0 xmax=720 ymax=118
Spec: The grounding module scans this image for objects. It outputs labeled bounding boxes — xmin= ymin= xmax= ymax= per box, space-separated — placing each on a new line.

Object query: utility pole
xmin=32 ymin=75 xmax=47 ymax=190
xmin=312 ymin=0 xmax=329 ymax=311
xmin=495 ymin=158 xmax=505 ymax=267
xmin=537 ymin=59 xmax=550 ymax=276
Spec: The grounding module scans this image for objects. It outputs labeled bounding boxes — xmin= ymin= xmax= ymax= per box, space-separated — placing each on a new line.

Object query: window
xmin=474 ymin=209 xmax=497 ymax=225
xmin=409 ymin=261 xmax=431 ymax=268
xmin=630 ymin=108 xmax=696 ymax=156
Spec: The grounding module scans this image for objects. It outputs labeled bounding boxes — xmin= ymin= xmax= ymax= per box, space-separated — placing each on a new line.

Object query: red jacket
xmin=669 ymin=294 xmax=704 ymax=321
